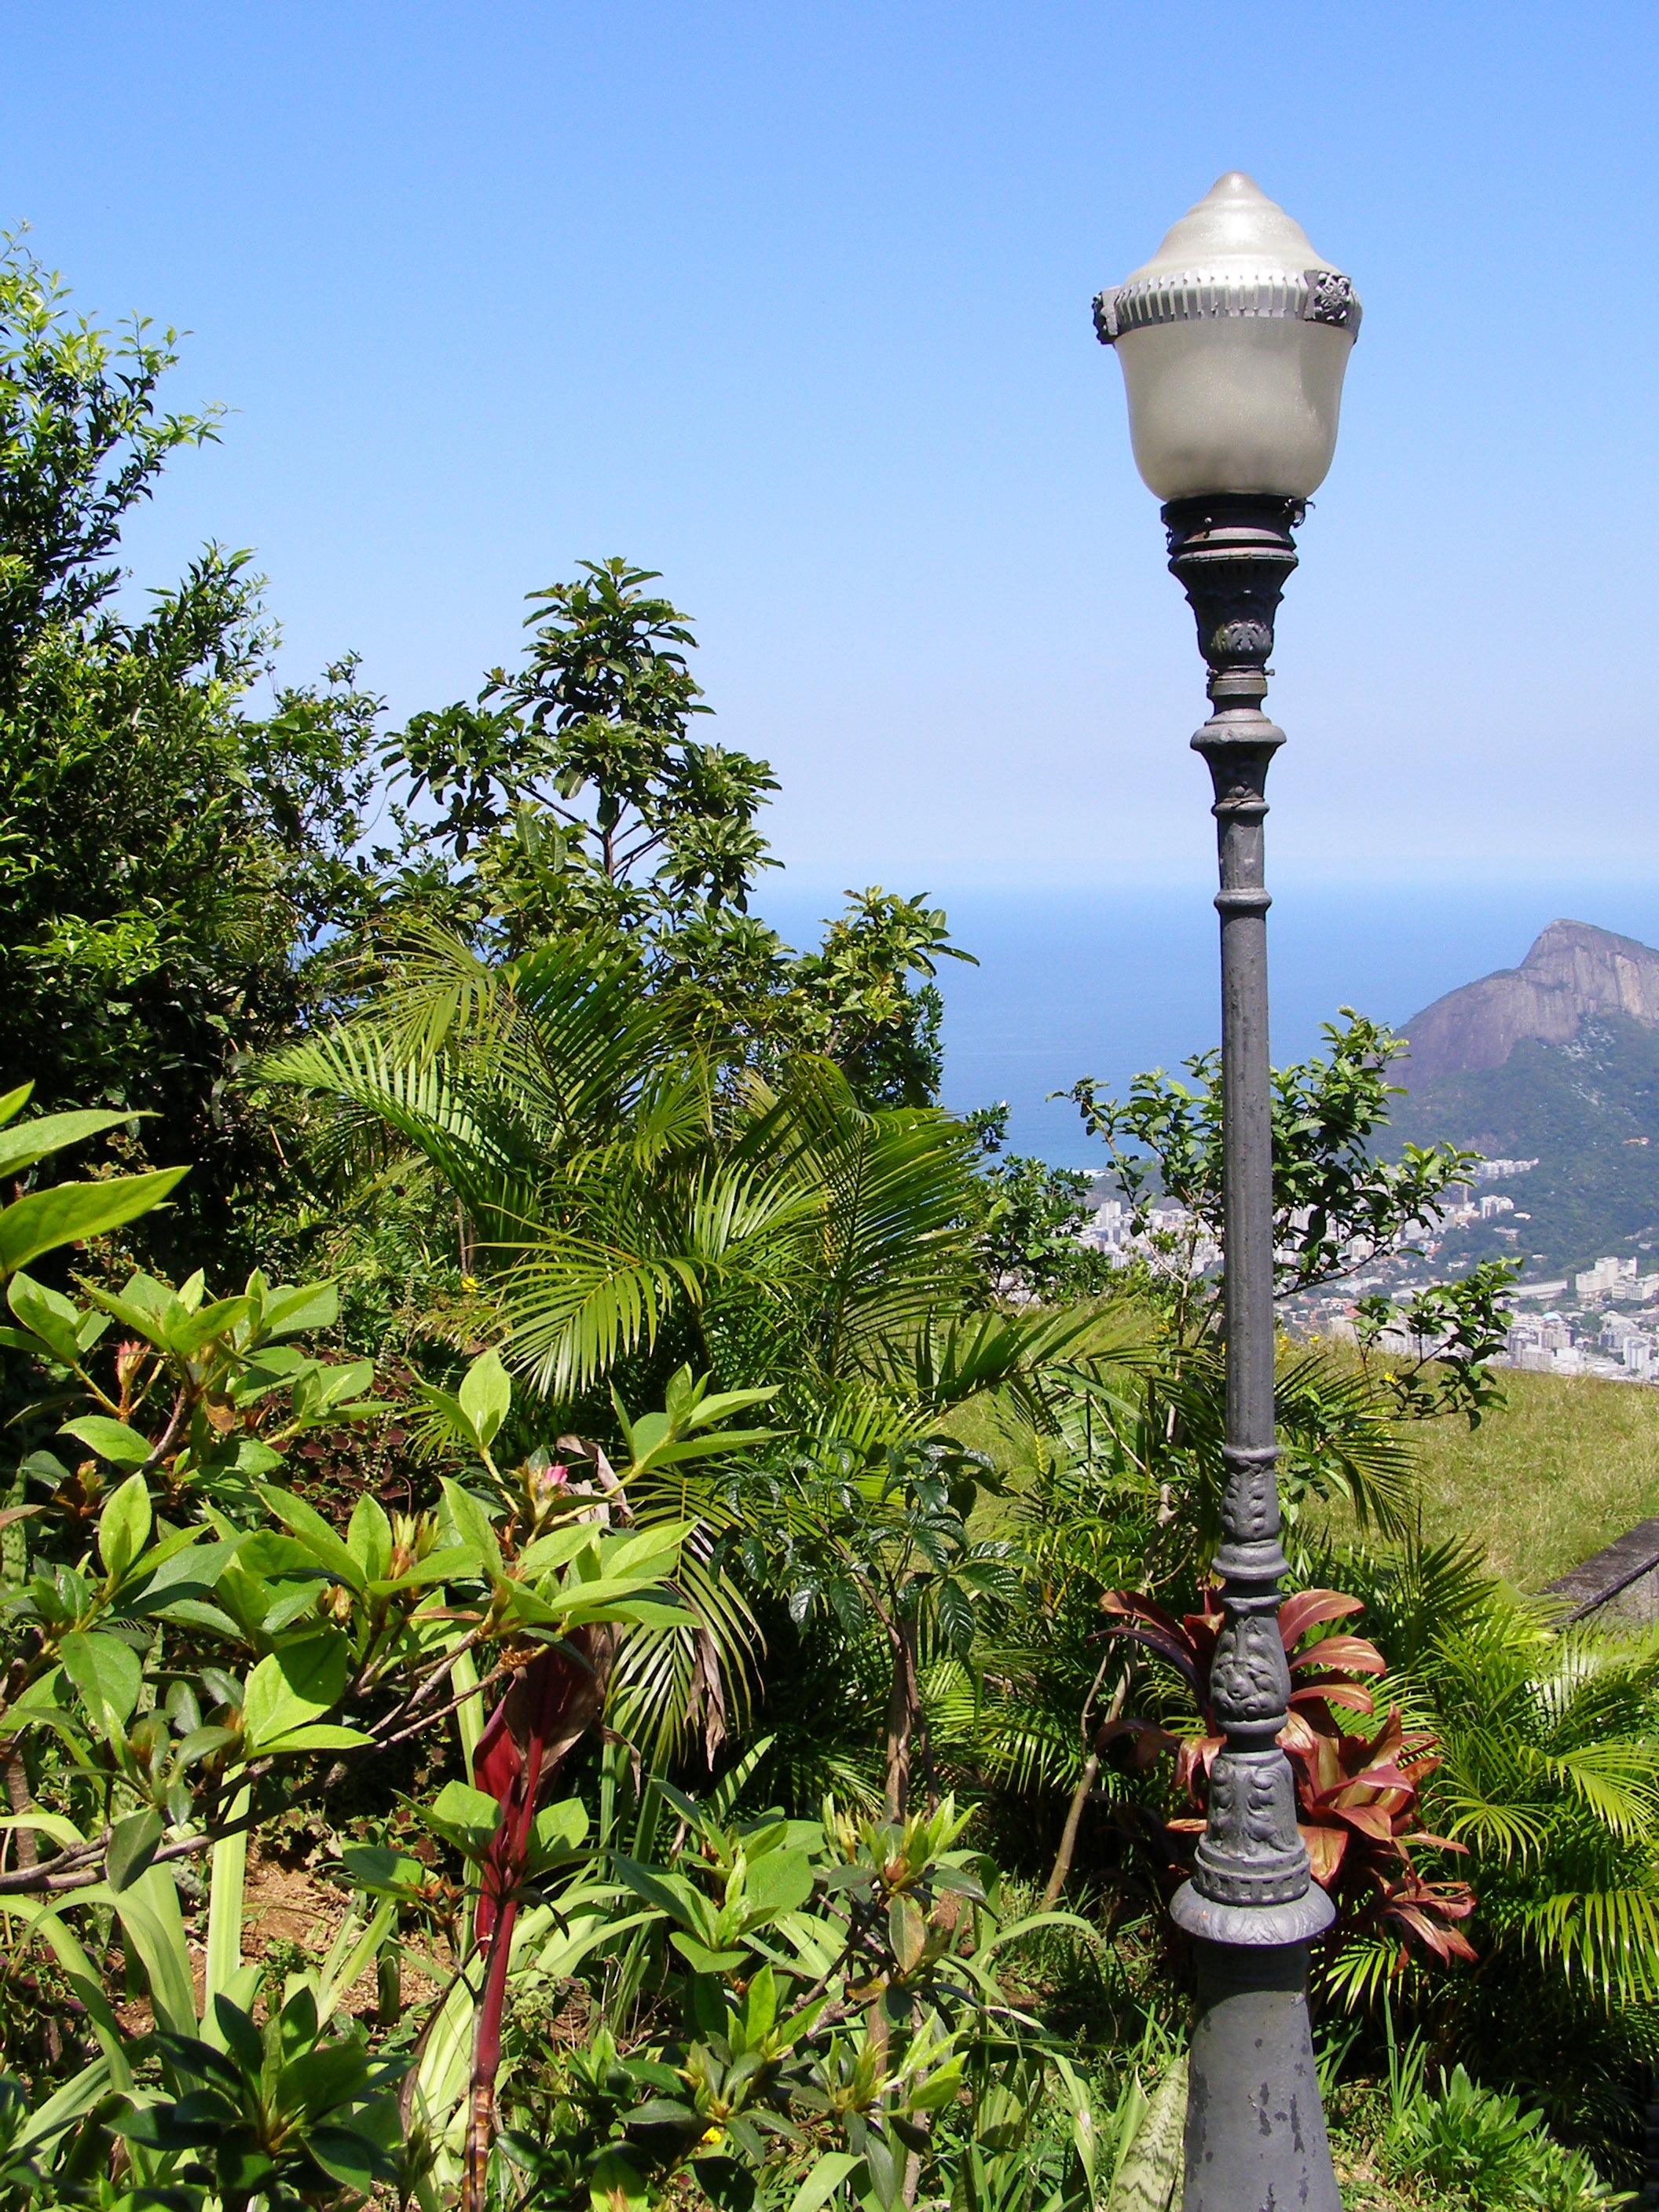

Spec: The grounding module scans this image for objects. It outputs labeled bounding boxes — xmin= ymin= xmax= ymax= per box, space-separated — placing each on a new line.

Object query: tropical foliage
xmin=0 ymin=235 xmax=1653 ymax=2212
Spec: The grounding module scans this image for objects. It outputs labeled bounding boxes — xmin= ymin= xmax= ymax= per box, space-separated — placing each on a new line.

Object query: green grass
xmin=950 ymin=1318 xmax=1659 ymax=1591
xmin=1379 ymin=1369 xmax=1659 ymax=1591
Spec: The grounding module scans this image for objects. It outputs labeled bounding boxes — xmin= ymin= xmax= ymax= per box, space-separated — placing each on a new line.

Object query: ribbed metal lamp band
xmin=1093 ymin=266 xmax=1361 ymax=342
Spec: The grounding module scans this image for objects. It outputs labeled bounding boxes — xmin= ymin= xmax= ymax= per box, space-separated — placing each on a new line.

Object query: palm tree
xmin=1299 ymin=1535 xmax=1659 ymax=2163
xmin=267 ymin=930 xmax=1104 ymax=1797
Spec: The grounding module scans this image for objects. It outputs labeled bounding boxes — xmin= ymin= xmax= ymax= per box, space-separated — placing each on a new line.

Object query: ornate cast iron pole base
xmin=1161 ymin=495 xmax=1340 ymax=2212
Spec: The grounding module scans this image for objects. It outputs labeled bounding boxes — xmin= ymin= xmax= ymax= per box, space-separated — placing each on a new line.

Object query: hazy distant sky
xmin=5 ymin=4 xmax=1657 ymax=889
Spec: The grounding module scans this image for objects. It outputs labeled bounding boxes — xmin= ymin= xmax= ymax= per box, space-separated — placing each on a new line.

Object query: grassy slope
xmin=1375 ymin=1368 xmax=1659 ymax=1590
xmin=951 ymin=1320 xmax=1659 ymax=1588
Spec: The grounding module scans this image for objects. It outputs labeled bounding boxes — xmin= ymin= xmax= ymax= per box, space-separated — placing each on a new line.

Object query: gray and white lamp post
xmin=1094 ymin=173 xmax=1362 ymax=2212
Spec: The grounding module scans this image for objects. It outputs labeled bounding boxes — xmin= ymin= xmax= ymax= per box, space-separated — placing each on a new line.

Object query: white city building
xmin=1576 ymin=1256 xmax=1639 ymax=1298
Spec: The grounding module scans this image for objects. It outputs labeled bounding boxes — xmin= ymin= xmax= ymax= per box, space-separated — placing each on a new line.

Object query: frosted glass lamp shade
xmin=1096 ymin=174 xmax=1361 ymax=502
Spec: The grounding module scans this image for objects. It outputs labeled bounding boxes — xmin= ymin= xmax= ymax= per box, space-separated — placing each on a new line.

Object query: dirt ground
xmin=112 ymin=1842 xmax=449 ymax=2036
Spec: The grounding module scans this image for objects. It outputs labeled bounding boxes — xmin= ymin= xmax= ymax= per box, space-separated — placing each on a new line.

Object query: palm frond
xmin=363 ymin=923 xmax=506 ymax=1065
xmin=1537 ymin=1742 xmax=1659 ymax=1841
xmin=504 ymin=1239 xmax=708 ymax=1396
xmin=1520 ymin=1880 xmax=1659 ymax=2004
xmin=263 ymin=1024 xmax=547 ymax=1245
xmin=881 ymin=1304 xmax=1119 ymax=1430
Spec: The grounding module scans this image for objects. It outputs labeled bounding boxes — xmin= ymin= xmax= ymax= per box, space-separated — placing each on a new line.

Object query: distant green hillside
xmin=1391 ymin=1012 xmax=1659 ymax=1278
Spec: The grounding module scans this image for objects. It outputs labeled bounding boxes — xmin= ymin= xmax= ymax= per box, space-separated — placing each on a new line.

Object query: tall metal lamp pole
xmin=1094 ymin=174 xmax=1363 ymax=2212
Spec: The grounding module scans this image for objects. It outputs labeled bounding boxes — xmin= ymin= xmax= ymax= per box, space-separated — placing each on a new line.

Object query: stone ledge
xmin=1543 ymin=1516 xmax=1659 ymax=1625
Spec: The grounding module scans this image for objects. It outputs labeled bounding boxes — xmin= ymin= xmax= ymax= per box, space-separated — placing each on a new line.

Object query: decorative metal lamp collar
xmin=1093 ymin=174 xmax=1361 ymax=2212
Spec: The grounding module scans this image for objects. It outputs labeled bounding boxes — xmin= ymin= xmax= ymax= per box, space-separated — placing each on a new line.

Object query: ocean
xmin=762 ymin=879 xmax=1659 ymax=1166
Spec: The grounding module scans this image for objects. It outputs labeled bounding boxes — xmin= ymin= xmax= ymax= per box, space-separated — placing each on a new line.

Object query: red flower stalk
xmin=463 ymin=1627 xmax=614 ymax=2212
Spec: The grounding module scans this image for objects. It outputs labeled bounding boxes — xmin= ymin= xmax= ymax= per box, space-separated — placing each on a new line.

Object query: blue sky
xmin=6 ymin=3 xmax=1659 ymax=891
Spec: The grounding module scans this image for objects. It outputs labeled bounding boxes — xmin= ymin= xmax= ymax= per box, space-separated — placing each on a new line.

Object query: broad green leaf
xmin=79 ymin=1284 xmax=172 ymax=1351
xmin=258 ymin=1723 xmax=373 ymax=1754
xmin=526 ymin=1797 xmax=588 ymax=1870
xmin=155 ymin=1598 xmax=242 ymax=1639
xmin=906 ymin=2056 xmax=965 ymax=2112
xmin=174 ymin=1725 xmax=239 ymax=1767
xmin=211 ymin=1987 xmax=265 ymax=2074
xmin=589 ymin=2148 xmax=650 ymax=2212
xmin=8 ymin=1273 xmax=85 ymax=1365
xmin=1104 ymin=2061 xmax=1185 ymax=2212
xmin=307 ymin=2123 xmax=388 ymax=2193
xmin=339 ymin=1846 xmax=426 ymax=1899
xmin=532 ymin=1590 xmax=687 ymax=1632
xmin=255 ymin=1486 xmax=365 ymax=1591
xmin=292 ymin=1359 xmax=376 ymax=1420
xmin=262 ymin=1584 xmax=326 ymax=1635
xmin=458 ymin=1347 xmax=511 ymax=1449
xmin=106 ymin=1807 xmax=164 ymax=1892
xmin=60 ymin=1415 xmax=152 ymax=1469
xmin=671 ymin=1934 xmax=749 ymax=1975
xmin=239 ymin=1530 xmax=336 ymax=1580
xmin=888 ymin=1895 xmax=927 ymax=1975
xmin=640 ymin=1427 xmax=781 ymax=1474
xmin=0 ymin=1082 xmax=30 ymax=1126
xmin=166 ymin=1296 xmax=254 ymax=1357
xmin=97 ymin=1471 xmax=153 ymax=1580
xmin=619 ymin=1409 xmax=669 ymax=1463
xmin=0 ymin=1811 xmax=87 ymax=1851
xmin=739 ymin=1962 xmax=777 ymax=2044
xmin=231 ymin=1437 xmax=284 ymax=1476
xmin=743 ymin=1849 xmax=814 ymax=1921
xmin=59 ymin=1632 xmax=143 ymax=1741
xmin=517 ymin=1524 xmax=602 ymax=1579
xmin=0 ymin=1168 xmax=188 ymax=1277
xmin=240 ymin=1634 xmax=350 ymax=1754
xmin=231 ymin=1346 xmax=307 ymax=1404
xmin=631 ymin=2097 xmax=701 ymax=2130
xmin=438 ymin=1479 xmax=501 ymax=1574
xmin=491 ymin=1577 xmax=642 ymax=1632
xmin=595 ymin=1524 xmax=694 ymax=1578
xmin=787 ymin=2152 xmax=862 ymax=2212
xmin=258 ymin=1280 xmax=339 ymax=1340
xmin=685 ymin=1383 xmax=776 ymax=1432
xmin=346 ymin=1494 xmax=393 ymax=1583
xmin=0 ymin=1108 xmax=136 ymax=1181
xmin=423 ymin=1779 xmax=504 ymax=1856
xmin=124 ymin=1535 xmax=243 ymax=1621
xmin=115 ymin=1273 xmax=174 ymax=1320
xmin=610 ymin=1855 xmax=716 ymax=1939
xmin=8 ymin=1667 xmax=69 ymax=1729
xmin=863 ymin=2130 xmax=901 ymax=2211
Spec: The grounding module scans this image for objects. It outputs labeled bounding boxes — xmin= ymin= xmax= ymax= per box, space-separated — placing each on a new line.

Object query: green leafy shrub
xmin=1380 ymin=2042 xmax=1628 ymax=2209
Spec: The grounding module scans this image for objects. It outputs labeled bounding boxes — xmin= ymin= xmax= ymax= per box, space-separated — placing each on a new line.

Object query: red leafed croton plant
xmin=1100 ymin=1584 xmax=1477 ymax=1974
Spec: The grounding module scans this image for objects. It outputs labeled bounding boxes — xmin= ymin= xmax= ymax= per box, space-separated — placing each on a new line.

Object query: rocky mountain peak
xmin=1400 ymin=919 xmax=1659 ymax=1087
